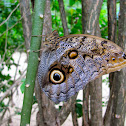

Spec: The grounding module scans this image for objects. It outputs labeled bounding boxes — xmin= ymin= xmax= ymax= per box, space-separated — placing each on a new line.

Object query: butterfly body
xmin=38 ymin=31 xmax=126 ymax=104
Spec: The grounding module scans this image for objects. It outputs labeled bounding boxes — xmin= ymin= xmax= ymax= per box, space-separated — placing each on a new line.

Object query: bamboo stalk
xmin=20 ymin=0 xmax=46 ymax=125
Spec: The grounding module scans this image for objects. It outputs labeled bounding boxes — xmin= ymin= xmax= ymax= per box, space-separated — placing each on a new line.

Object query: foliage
xmin=0 ymin=0 xmax=121 ymax=122
xmin=0 ymin=101 xmax=8 ymax=112
xmin=75 ymin=99 xmax=83 ymax=118
xmin=102 ymin=76 xmax=109 ymax=85
xmin=0 ymin=0 xmax=24 ymax=119
xmin=20 ymin=79 xmax=25 ymax=93
xmin=102 ymin=101 xmax=108 ymax=107
xmin=99 ymin=1 xmax=108 ymax=39
xmin=0 ymin=0 xmax=24 ymax=93
xmin=51 ymin=0 xmax=82 ymax=35
xmin=0 ymin=0 xmax=24 ymax=55
xmin=58 ymin=99 xmax=83 ymax=118
xmin=51 ymin=0 xmax=119 ymax=38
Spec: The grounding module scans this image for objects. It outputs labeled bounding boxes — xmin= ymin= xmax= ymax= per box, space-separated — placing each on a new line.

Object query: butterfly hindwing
xmin=38 ymin=31 xmax=126 ymax=104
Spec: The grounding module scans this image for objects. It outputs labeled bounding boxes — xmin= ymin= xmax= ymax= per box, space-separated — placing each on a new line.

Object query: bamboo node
xmin=26 ymin=84 xmax=30 ymax=87
xmin=39 ymin=14 xmax=43 ymax=18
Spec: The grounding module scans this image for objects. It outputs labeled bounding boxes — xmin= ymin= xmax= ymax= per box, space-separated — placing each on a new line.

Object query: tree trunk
xmin=82 ymin=0 xmax=103 ymax=126
xmin=19 ymin=0 xmax=32 ymax=50
xmin=72 ymin=102 xmax=78 ymax=126
xmin=58 ymin=0 xmax=69 ymax=35
xmin=110 ymin=0 xmax=126 ymax=126
xmin=103 ymin=0 xmax=116 ymax=125
xmin=58 ymin=94 xmax=78 ymax=125
xmin=35 ymin=0 xmax=60 ymax=126
xmin=82 ymin=86 xmax=89 ymax=126
xmin=35 ymin=0 xmax=79 ymax=125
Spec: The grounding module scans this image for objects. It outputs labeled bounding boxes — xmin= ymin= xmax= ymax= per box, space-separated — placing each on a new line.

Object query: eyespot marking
xmin=68 ymin=66 xmax=74 ymax=73
xmin=123 ymin=53 xmax=126 ymax=59
xmin=49 ymin=69 xmax=65 ymax=84
xmin=110 ymin=56 xmax=117 ymax=63
xmin=53 ymin=73 xmax=61 ymax=81
xmin=106 ymin=59 xmax=109 ymax=62
xmin=112 ymin=57 xmax=115 ymax=61
xmin=68 ymin=50 xmax=78 ymax=59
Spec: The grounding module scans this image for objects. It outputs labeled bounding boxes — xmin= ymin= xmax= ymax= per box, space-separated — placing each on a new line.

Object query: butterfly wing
xmin=38 ymin=32 xmax=126 ymax=104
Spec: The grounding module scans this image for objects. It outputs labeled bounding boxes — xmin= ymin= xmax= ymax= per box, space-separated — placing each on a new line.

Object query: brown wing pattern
xmin=37 ymin=31 xmax=126 ymax=104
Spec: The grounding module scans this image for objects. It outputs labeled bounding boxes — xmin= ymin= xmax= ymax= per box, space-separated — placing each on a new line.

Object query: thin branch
xmin=0 ymin=83 xmax=10 ymax=88
xmin=0 ymin=111 xmax=20 ymax=125
xmin=58 ymin=0 xmax=69 ymax=35
xmin=5 ymin=43 xmax=24 ymax=65
xmin=0 ymin=57 xmax=25 ymax=89
xmin=11 ymin=53 xmax=22 ymax=104
xmin=0 ymin=68 xmax=26 ymax=102
xmin=0 ymin=103 xmax=37 ymax=125
xmin=1 ymin=22 xmax=8 ymax=64
xmin=0 ymin=7 xmax=31 ymax=37
xmin=13 ymin=53 xmax=22 ymax=82
xmin=0 ymin=4 xmax=20 ymax=27
xmin=0 ymin=97 xmax=11 ymax=121
xmin=0 ymin=17 xmax=23 ymax=37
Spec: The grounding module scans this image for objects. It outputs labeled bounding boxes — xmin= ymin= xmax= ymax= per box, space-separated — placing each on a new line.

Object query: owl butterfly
xmin=38 ymin=30 xmax=126 ymax=104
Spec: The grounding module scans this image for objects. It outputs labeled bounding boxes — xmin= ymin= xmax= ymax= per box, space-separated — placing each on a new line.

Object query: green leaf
xmin=76 ymin=99 xmax=82 ymax=102
xmin=0 ymin=101 xmax=8 ymax=112
xmin=59 ymin=105 xmax=62 ymax=110
xmin=33 ymin=95 xmax=37 ymax=104
xmin=20 ymin=79 xmax=25 ymax=93
xmin=69 ymin=0 xmax=75 ymax=6
xmin=75 ymin=103 xmax=83 ymax=118
xmin=15 ymin=110 xmax=21 ymax=115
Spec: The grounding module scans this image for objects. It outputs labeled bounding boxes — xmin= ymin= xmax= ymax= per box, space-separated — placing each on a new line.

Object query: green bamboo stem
xmin=20 ymin=0 xmax=46 ymax=125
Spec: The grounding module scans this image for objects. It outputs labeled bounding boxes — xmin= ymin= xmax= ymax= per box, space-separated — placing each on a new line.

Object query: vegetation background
xmin=0 ymin=0 xmax=126 ymax=126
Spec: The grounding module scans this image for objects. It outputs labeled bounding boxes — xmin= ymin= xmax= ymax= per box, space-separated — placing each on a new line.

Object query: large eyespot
xmin=49 ymin=69 xmax=65 ymax=84
xmin=68 ymin=50 xmax=78 ymax=59
xmin=123 ymin=53 xmax=126 ymax=59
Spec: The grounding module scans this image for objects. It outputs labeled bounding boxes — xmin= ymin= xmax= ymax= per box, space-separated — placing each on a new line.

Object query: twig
xmin=13 ymin=53 xmax=22 ymax=82
xmin=10 ymin=52 xmax=22 ymax=106
xmin=0 ymin=113 xmax=18 ymax=125
xmin=13 ymin=52 xmax=22 ymax=96
xmin=0 ymin=4 xmax=20 ymax=27
xmin=1 ymin=22 xmax=8 ymax=64
xmin=0 ymin=68 xmax=26 ymax=102
xmin=0 ymin=83 xmax=10 ymax=88
xmin=32 ymin=35 xmax=46 ymax=37
xmin=5 ymin=43 xmax=24 ymax=65
xmin=0 ymin=17 xmax=23 ymax=37
xmin=0 ymin=104 xmax=37 ymax=125
xmin=0 ymin=97 xmax=11 ymax=121
xmin=0 ymin=7 xmax=31 ymax=37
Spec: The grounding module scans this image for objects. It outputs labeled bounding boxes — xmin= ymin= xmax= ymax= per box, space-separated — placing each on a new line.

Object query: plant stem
xmin=20 ymin=0 xmax=46 ymax=125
